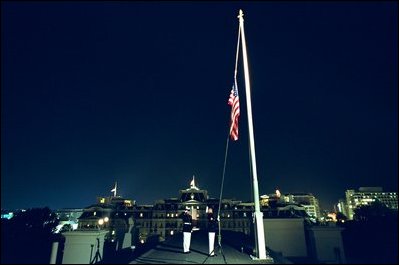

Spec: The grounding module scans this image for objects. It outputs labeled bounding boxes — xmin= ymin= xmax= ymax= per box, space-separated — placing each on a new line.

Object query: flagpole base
xmin=250 ymin=254 xmax=274 ymax=262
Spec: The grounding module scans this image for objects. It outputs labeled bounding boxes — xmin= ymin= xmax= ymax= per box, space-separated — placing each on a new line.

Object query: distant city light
xmin=1 ymin=212 xmax=14 ymax=219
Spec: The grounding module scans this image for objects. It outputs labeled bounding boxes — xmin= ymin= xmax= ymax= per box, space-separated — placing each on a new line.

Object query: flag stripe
xmin=228 ymin=84 xmax=240 ymax=141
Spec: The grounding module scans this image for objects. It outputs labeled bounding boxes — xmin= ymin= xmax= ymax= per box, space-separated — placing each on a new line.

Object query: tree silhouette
xmin=335 ymin=211 xmax=348 ymax=223
xmin=353 ymin=200 xmax=394 ymax=222
xmin=343 ymin=200 xmax=398 ymax=264
xmin=1 ymin=207 xmax=59 ymax=264
xmin=60 ymin=223 xmax=73 ymax=233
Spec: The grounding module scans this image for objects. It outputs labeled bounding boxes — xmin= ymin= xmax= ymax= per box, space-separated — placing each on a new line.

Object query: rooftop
xmin=129 ymin=230 xmax=281 ymax=264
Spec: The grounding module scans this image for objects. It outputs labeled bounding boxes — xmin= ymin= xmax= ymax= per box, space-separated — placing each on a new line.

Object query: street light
xmin=98 ymin=217 xmax=109 ymax=229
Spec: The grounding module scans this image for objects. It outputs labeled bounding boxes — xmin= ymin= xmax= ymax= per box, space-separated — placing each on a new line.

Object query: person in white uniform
xmin=180 ymin=209 xmax=192 ymax=253
xmin=207 ymin=207 xmax=218 ymax=257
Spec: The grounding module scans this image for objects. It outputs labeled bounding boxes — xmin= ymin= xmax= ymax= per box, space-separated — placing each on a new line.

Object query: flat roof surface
xmin=130 ymin=230 xmax=275 ymax=264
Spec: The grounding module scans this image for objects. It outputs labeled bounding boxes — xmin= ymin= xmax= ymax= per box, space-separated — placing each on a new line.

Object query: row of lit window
xmin=138 ymin=212 xmax=249 ymax=218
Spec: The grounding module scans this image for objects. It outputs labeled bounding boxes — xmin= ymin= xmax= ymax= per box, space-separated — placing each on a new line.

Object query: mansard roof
xmin=179 ymin=187 xmax=208 ymax=203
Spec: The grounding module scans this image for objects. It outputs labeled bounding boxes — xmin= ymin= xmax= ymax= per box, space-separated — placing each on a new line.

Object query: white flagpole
xmin=238 ymin=9 xmax=267 ymax=260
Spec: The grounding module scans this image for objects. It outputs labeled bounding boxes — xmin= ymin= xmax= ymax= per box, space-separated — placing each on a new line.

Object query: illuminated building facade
xmin=336 ymin=199 xmax=347 ymax=217
xmin=54 ymin=208 xmax=83 ymax=232
xmin=77 ymin=180 xmax=313 ymax=246
xmin=134 ymin=181 xmax=312 ymax=244
xmin=77 ymin=196 xmax=135 ymax=245
xmin=133 ymin=180 xmax=254 ymax=243
xmin=345 ymin=187 xmax=398 ymax=220
xmin=283 ymin=193 xmax=321 ymax=220
xmin=56 ymin=208 xmax=83 ymax=223
xmin=1 ymin=210 xmax=14 ymax=220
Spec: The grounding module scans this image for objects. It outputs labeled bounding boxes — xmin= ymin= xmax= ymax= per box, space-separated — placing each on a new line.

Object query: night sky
xmin=2 ymin=2 xmax=397 ymax=211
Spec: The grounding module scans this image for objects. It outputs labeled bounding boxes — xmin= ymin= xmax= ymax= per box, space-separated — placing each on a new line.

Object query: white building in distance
xmin=345 ymin=187 xmax=398 ymax=220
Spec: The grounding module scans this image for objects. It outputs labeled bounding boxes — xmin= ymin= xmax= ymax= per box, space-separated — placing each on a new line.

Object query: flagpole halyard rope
xmin=230 ymin=25 xmax=242 ymax=135
xmin=215 ymin=18 xmax=243 ymax=257
xmin=234 ymin=26 xmax=241 ymax=80
xmin=217 ymin=133 xmax=230 ymax=222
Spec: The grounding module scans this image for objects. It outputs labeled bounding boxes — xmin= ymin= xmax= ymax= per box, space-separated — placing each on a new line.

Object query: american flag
xmin=228 ymin=83 xmax=240 ymax=141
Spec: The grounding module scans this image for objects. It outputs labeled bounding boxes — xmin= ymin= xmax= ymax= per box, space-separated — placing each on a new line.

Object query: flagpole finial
xmin=111 ymin=181 xmax=117 ymax=197
xmin=190 ymin=176 xmax=195 ymax=188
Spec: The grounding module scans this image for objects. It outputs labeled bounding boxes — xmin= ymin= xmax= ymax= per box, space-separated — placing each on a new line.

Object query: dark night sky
xmin=1 ymin=1 xmax=397 ymax=211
